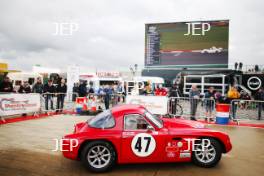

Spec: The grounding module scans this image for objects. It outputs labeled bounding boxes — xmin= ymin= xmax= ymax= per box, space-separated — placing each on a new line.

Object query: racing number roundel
xmin=131 ymin=133 xmax=156 ymax=157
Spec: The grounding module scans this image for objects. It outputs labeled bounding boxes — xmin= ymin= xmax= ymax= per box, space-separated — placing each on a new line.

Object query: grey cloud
xmin=0 ymin=0 xmax=263 ymax=73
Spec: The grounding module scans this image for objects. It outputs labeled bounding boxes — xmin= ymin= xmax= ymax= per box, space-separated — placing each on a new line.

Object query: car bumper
xmin=224 ymin=136 xmax=232 ymax=153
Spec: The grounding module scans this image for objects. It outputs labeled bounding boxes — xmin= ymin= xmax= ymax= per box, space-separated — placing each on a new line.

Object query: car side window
xmin=88 ymin=110 xmax=115 ymax=129
xmin=124 ymin=114 xmax=151 ymax=130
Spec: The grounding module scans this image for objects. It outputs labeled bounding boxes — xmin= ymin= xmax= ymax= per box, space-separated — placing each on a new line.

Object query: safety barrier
xmin=0 ymin=92 xmax=126 ymax=121
xmin=1 ymin=91 xmax=263 ymax=125
xmin=0 ymin=93 xmax=41 ymax=122
xmin=40 ymin=92 xmax=79 ymax=114
xmin=168 ymin=97 xmax=216 ymax=121
xmin=230 ymin=99 xmax=264 ymax=121
xmin=48 ymin=93 xmax=126 ymax=115
xmin=85 ymin=93 xmax=125 ymax=110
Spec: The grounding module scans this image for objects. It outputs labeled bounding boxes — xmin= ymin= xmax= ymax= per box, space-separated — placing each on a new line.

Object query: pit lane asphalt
xmin=0 ymin=115 xmax=263 ymax=176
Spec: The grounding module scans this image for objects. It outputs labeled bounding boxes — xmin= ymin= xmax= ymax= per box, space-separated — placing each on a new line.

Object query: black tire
xmin=80 ymin=140 xmax=116 ymax=173
xmin=192 ymin=138 xmax=222 ymax=168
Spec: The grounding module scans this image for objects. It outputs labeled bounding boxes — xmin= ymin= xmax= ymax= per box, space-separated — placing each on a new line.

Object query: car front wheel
xmin=192 ymin=138 xmax=222 ymax=168
xmin=81 ymin=141 xmax=116 ymax=172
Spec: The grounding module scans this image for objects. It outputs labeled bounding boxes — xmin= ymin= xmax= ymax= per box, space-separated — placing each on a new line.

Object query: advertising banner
xmin=0 ymin=93 xmax=41 ymax=116
xmin=126 ymin=95 xmax=168 ymax=115
xmin=67 ymin=66 xmax=80 ymax=100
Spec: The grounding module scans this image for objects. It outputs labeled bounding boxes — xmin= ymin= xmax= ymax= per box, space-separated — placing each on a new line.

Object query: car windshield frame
xmin=87 ymin=110 xmax=115 ymax=129
xmin=144 ymin=110 xmax=163 ymax=129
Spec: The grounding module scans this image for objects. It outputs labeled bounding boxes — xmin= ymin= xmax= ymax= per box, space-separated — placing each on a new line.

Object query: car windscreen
xmin=88 ymin=110 xmax=115 ymax=129
xmin=145 ymin=110 xmax=163 ymax=128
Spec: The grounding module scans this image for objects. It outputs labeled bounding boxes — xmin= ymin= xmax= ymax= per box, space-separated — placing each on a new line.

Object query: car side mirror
xmin=147 ymin=125 xmax=155 ymax=132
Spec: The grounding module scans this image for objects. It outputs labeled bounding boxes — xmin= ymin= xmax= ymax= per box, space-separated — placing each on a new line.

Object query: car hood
xmin=162 ymin=118 xmax=206 ymax=129
xmin=161 ymin=118 xmax=230 ymax=142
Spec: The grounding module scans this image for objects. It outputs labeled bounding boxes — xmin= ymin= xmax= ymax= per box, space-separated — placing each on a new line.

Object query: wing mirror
xmin=147 ymin=125 xmax=155 ymax=132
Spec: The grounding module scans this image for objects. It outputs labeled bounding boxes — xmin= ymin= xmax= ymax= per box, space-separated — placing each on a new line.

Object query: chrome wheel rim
xmin=87 ymin=145 xmax=111 ymax=169
xmin=194 ymin=141 xmax=216 ymax=163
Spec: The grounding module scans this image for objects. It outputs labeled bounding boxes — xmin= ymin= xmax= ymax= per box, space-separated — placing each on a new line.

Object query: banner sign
xmin=0 ymin=93 xmax=41 ymax=116
xmin=96 ymin=71 xmax=120 ymax=78
xmin=126 ymin=95 xmax=168 ymax=115
xmin=67 ymin=66 xmax=80 ymax=100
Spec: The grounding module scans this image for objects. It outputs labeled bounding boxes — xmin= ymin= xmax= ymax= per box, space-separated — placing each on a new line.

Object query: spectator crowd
xmin=0 ymin=76 xmax=67 ymax=112
xmin=72 ymin=81 xmax=125 ymax=110
xmin=0 ymin=75 xmax=263 ymax=118
xmin=181 ymin=83 xmax=264 ymax=121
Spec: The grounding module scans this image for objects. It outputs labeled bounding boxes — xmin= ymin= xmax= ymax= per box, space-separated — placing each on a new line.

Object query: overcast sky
xmin=0 ymin=0 xmax=263 ymax=73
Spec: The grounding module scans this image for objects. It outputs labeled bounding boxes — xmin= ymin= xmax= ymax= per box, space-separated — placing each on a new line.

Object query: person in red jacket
xmin=155 ymin=84 xmax=167 ymax=96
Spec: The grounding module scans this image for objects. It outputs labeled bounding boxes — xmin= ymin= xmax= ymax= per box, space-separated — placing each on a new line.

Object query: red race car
xmin=62 ymin=104 xmax=232 ymax=172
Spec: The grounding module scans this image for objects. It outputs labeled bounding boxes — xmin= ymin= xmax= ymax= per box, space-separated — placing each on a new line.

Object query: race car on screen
xmin=201 ymin=46 xmax=223 ymax=53
xmin=62 ymin=105 xmax=232 ymax=172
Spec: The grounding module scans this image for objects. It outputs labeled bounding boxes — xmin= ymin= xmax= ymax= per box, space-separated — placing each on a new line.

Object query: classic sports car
xmin=62 ymin=104 xmax=232 ymax=172
xmin=201 ymin=46 xmax=223 ymax=54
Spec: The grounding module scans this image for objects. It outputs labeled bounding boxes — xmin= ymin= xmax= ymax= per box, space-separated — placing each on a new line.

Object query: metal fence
xmin=40 ymin=92 xmax=79 ymax=115
xmin=0 ymin=92 xmax=126 ymax=122
xmin=1 ymin=91 xmax=264 ymax=123
xmin=230 ymin=99 xmax=264 ymax=121
xmin=86 ymin=93 xmax=125 ymax=109
xmin=168 ymin=97 xmax=216 ymax=121
xmin=40 ymin=93 xmax=126 ymax=114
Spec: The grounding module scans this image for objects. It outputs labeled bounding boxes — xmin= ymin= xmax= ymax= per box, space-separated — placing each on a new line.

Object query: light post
xmin=130 ymin=64 xmax=138 ymax=78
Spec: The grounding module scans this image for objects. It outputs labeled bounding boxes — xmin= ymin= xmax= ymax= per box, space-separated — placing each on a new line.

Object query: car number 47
xmin=131 ymin=133 xmax=156 ymax=157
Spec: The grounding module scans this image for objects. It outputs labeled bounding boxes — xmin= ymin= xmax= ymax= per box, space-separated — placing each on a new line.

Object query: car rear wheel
xmin=81 ymin=141 xmax=116 ymax=172
xmin=192 ymin=138 xmax=222 ymax=168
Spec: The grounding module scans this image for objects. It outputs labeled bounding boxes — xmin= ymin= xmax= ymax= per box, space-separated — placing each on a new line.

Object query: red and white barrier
xmin=0 ymin=93 xmax=41 ymax=116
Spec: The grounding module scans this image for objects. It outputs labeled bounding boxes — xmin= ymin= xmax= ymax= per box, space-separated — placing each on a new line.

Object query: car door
xmin=120 ymin=114 xmax=167 ymax=163
xmin=163 ymin=132 xmax=193 ymax=162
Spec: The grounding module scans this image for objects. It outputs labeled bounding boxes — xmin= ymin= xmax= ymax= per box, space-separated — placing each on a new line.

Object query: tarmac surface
xmin=0 ymin=114 xmax=263 ymax=176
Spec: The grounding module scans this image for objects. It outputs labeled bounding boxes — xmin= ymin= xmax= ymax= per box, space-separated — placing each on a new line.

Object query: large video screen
xmin=145 ymin=20 xmax=229 ymax=68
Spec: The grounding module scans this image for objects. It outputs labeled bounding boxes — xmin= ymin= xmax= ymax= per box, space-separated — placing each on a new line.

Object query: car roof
xmin=111 ymin=104 xmax=146 ymax=116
